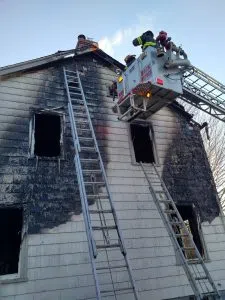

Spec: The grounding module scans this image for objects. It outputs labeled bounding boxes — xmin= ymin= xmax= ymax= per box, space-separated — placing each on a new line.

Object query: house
xmin=0 ymin=36 xmax=224 ymax=300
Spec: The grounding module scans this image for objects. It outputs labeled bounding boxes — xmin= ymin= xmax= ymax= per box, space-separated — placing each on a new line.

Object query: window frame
xmin=128 ymin=120 xmax=159 ymax=165
xmin=174 ymin=203 xmax=210 ymax=265
xmin=29 ymin=110 xmax=65 ymax=160
xmin=0 ymin=206 xmax=28 ymax=283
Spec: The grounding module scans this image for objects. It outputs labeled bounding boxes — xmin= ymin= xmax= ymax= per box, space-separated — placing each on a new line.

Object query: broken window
xmin=0 ymin=208 xmax=23 ymax=276
xmin=34 ymin=113 xmax=61 ymax=157
xmin=176 ymin=204 xmax=204 ymax=259
xmin=130 ymin=123 xmax=155 ymax=163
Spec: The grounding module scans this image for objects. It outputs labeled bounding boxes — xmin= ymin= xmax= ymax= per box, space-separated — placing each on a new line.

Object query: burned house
xmin=0 ymin=36 xmax=224 ymax=300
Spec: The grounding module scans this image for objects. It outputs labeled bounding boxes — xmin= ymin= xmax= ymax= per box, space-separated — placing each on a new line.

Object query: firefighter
xmin=124 ymin=55 xmax=136 ymax=68
xmin=156 ymin=31 xmax=171 ymax=51
xmin=109 ymin=81 xmax=117 ymax=101
xmin=132 ymin=30 xmax=156 ymax=51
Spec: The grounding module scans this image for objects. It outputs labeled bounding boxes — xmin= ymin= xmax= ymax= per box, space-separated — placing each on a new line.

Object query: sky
xmin=0 ymin=0 xmax=225 ymax=83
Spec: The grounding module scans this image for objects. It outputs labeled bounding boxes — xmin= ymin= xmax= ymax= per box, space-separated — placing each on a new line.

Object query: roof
xmin=0 ymin=48 xmax=124 ymax=77
xmin=0 ymin=46 xmax=195 ymax=124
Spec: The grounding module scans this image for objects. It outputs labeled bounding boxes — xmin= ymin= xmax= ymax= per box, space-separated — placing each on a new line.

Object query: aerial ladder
xmin=112 ymin=42 xmax=225 ymax=123
xmin=111 ymin=39 xmax=224 ymax=299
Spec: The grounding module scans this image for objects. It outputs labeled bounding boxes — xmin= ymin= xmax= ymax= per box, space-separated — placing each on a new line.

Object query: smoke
xmin=98 ymin=14 xmax=155 ymax=63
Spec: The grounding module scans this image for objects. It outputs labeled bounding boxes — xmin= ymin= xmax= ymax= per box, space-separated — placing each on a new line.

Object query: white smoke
xmin=98 ymin=14 xmax=155 ymax=63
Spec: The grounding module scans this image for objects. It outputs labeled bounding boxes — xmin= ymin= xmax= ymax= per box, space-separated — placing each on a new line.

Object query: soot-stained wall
xmin=162 ymin=112 xmax=220 ymax=223
xmin=0 ymin=54 xmax=112 ymax=234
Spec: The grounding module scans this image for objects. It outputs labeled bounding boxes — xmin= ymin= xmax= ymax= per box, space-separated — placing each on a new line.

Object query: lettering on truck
xmin=141 ymin=65 xmax=152 ymax=82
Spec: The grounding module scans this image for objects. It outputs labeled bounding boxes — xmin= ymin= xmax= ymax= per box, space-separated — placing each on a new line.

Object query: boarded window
xmin=34 ymin=113 xmax=61 ymax=157
xmin=130 ymin=124 xmax=155 ymax=163
xmin=176 ymin=205 xmax=204 ymax=258
xmin=0 ymin=208 xmax=23 ymax=275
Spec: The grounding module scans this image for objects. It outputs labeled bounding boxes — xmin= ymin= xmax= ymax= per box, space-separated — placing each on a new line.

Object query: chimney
xmin=75 ymin=34 xmax=99 ymax=54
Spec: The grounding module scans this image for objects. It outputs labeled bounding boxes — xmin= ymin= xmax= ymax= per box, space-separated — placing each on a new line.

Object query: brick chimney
xmin=75 ymin=34 xmax=99 ymax=54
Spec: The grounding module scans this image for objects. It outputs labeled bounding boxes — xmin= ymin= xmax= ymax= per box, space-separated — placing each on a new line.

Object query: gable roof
xmin=0 ymin=48 xmax=124 ymax=77
xmin=0 ymin=46 xmax=195 ymax=124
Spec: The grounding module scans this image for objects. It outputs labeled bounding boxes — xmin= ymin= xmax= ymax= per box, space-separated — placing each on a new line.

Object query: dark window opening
xmin=176 ymin=205 xmax=204 ymax=258
xmin=130 ymin=124 xmax=155 ymax=163
xmin=0 ymin=208 xmax=23 ymax=275
xmin=34 ymin=114 xmax=61 ymax=157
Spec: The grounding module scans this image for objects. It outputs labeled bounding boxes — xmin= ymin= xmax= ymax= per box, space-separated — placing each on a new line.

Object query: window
xmin=130 ymin=123 xmax=155 ymax=163
xmin=0 ymin=208 xmax=23 ymax=276
xmin=176 ymin=204 xmax=204 ymax=259
xmin=34 ymin=113 xmax=61 ymax=157
xmin=29 ymin=112 xmax=64 ymax=158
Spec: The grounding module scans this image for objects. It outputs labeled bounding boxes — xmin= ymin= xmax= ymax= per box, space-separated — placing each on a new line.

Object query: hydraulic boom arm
xmin=182 ymin=66 xmax=225 ymax=122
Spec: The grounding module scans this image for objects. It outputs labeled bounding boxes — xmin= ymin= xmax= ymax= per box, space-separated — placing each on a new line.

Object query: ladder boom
xmin=182 ymin=66 xmax=225 ymax=122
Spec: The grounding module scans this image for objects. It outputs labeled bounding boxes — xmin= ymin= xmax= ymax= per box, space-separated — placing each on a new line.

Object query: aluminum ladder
xmin=63 ymin=67 xmax=139 ymax=300
xmin=182 ymin=66 xmax=225 ymax=123
xmin=140 ymin=163 xmax=221 ymax=300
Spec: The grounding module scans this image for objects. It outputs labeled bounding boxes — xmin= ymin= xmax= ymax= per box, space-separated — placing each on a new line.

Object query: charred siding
xmin=161 ymin=113 xmax=220 ymax=222
xmin=0 ymin=55 xmax=113 ymax=234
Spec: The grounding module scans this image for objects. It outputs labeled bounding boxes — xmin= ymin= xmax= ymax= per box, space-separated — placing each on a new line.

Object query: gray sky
xmin=1 ymin=0 xmax=225 ymax=83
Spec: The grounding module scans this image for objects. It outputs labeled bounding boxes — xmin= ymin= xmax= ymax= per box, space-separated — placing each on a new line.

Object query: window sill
xmin=0 ymin=274 xmax=28 ymax=284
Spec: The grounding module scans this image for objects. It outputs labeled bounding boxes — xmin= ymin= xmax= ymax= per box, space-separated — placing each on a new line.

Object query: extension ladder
xmin=141 ymin=163 xmax=221 ymax=300
xmin=63 ymin=67 xmax=139 ymax=300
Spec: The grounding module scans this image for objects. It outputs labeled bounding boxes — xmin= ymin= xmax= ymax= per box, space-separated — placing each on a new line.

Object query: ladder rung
xmin=84 ymin=181 xmax=105 ymax=185
xmin=77 ymin=129 xmax=91 ymax=133
xmin=74 ymin=113 xmax=87 ymax=117
xmin=70 ymin=92 xmax=83 ymax=96
xmin=159 ymin=199 xmax=172 ymax=203
xmin=182 ymin=247 xmax=195 ymax=250
xmin=79 ymin=137 xmax=93 ymax=141
xmin=83 ymin=169 xmax=101 ymax=173
xmin=72 ymin=103 xmax=85 ymax=107
xmin=69 ymin=86 xmax=81 ymax=90
xmin=80 ymin=158 xmax=99 ymax=162
xmin=87 ymin=194 xmax=108 ymax=199
xmin=65 ymin=69 xmax=77 ymax=75
xmin=187 ymin=259 xmax=201 ymax=264
xmin=71 ymin=98 xmax=84 ymax=102
xmin=66 ymin=74 xmax=78 ymax=79
xmin=96 ymin=264 xmax=126 ymax=271
xmin=195 ymin=276 xmax=208 ymax=280
xmin=80 ymin=146 xmax=96 ymax=152
xmin=72 ymin=100 xmax=84 ymax=105
xmin=89 ymin=209 xmax=112 ymax=214
xmin=175 ymin=233 xmax=189 ymax=237
xmin=101 ymin=287 xmax=133 ymax=294
xmin=92 ymin=225 xmax=116 ymax=230
xmin=170 ymin=221 xmax=183 ymax=225
xmin=75 ymin=119 xmax=90 ymax=124
xmin=67 ymin=80 xmax=78 ymax=84
xmin=164 ymin=209 xmax=176 ymax=214
xmin=96 ymin=243 xmax=120 ymax=249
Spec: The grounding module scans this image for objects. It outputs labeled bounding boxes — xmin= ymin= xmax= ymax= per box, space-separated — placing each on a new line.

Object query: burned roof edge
xmin=0 ymin=48 xmax=124 ymax=78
